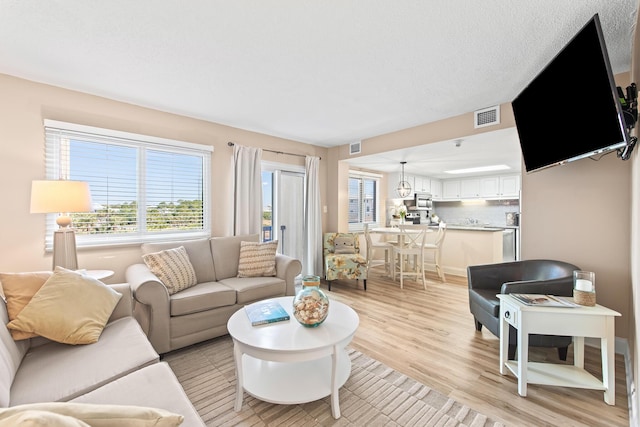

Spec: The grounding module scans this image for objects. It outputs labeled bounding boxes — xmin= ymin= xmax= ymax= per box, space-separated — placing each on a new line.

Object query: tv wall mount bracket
xmin=617 ymin=82 xmax=637 ymax=161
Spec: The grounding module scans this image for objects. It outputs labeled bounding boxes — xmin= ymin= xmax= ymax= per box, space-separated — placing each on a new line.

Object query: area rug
xmin=163 ymin=335 xmax=504 ymax=426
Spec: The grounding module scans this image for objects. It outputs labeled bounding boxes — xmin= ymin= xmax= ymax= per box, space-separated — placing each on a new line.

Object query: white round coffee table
xmin=227 ymin=296 xmax=359 ymax=419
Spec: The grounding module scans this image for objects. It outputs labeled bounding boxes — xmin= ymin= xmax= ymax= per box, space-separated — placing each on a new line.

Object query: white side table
xmin=498 ymin=294 xmax=621 ymax=404
xmin=227 ymin=296 xmax=359 ymax=419
xmin=84 ymin=270 xmax=115 ymax=281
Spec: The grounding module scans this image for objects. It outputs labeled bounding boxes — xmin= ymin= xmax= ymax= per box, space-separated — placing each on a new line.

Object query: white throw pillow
xmin=237 ymin=240 xmax=278 ymax=278
xmin=142 ymin=246 xmax=198 ymax=295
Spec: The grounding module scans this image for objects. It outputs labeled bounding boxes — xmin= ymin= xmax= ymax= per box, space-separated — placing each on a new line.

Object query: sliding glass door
xmin=262 ymin=162 xmax=305 ymax=267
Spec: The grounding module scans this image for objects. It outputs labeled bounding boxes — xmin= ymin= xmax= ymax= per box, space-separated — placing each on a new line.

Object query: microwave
xmin=414 ymin=192 xmax=433 ymax=210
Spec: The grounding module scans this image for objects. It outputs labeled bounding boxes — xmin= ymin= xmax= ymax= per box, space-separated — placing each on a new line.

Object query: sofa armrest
xmin=107 ymin=283 xmax=133 ymax=322
xmin=125 ymin=263 xmax=171 ymax=354
xmin=275 ymin=254 xmax=302 ymax=296
xmin=501 ymin=277 xmax=574 ymax=297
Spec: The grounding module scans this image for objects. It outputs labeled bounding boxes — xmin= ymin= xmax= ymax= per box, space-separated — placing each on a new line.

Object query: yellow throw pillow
xmin=237 ymin=240 xmax=278 ymax=278
xmin=142 ymin=246 xmax=197 ymax=295
xmin=0 ymin=409 xmax=90 ymax=426
xmin=6 ymin=267 xmax=122 ymax=345
xmin=0 ymin=402 xmax=184 ymax=427
xmin=0 ymin=271 xmax=53 ymax=340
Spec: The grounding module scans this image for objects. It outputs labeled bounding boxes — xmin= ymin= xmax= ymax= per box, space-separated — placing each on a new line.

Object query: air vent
xmin=474 ymin=106 xmax=500 ymax=128
xmin=350 ymin=141 xmax=361 ymax=155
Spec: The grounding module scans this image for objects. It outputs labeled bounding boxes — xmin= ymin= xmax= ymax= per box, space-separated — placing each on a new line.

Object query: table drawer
xmin=502 ymin=304 xmax=518 ymax=327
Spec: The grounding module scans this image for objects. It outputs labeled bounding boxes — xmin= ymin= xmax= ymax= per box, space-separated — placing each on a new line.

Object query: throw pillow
xmin=237 ymin=240 xmax=278 ymax=278
xmin=0 ymin=409 xmax=90 ymax=426
xmin=142 ymin=246 xmax=197 ymax=295
xmin=0 ymin=402 xmax=184 ymax=427
xmin=6 ymin=267 xmax=122 ymax=345
xmin=334 ymin=236 xmax=356 ymax=254
xmin=0 ymin=271 xmax=53 ymax=339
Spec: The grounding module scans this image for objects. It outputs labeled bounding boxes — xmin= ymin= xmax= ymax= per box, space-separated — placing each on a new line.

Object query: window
xmin=44 ymin=120 xmax=212 ymax=249
xmin=348 ymin=170 xmax=381 ymax=232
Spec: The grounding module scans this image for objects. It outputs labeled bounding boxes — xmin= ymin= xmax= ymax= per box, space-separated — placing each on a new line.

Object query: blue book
xmin=245 ymin=300 xmax=290 ymax=326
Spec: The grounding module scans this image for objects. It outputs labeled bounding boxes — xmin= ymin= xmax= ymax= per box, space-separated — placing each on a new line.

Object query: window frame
xmin=43 ymin=119 xmax=213 ymax=250
xmin=348 ymin=170 xmax=382 ymax=232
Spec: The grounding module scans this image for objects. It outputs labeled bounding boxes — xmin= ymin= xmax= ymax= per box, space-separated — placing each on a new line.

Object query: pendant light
xmin=396 ymin=161 xmax=412 ymax=198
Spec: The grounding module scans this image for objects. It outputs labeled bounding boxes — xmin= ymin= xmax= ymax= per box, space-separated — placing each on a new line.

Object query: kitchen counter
xmin=429 ymin=224 xmax=511 ymax=232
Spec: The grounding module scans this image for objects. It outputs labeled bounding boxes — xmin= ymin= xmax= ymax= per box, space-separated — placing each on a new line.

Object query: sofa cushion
xmin=210 ymin=234 xmax=259 ymax=280
xmin=6 ymin=267 xmax=122 ymax=344
xmin=169 ymin=281 xmax=237 ymax=316
xmin=218 ymin=276 xmax=287 ymax=304
xmin=142 ymin=238 xmax=215 ymax=284
xmin=10 ymin=317 xmax=159 ymax=406
xmin=71 ymin=362 xmax=205 ymax=427
xmin=237 ymin=240 xmax=278 ymax=278
xmin=142 ymin=246 xmax=197 ymax=295
xmin=0 ymin=402 xmax=183 ymax=427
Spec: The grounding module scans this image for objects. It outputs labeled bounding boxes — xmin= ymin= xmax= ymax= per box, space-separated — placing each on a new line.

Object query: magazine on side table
xmin=510 ymin=294 xmax=580 ymax=308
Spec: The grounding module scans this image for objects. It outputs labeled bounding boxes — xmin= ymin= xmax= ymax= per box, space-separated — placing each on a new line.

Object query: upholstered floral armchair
xmin=323 ymin=232 xmax=367 ymax=291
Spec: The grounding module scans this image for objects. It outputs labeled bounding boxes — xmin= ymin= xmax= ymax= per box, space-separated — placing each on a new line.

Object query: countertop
xmin=429 ymin=224 xmax=519 ymax=232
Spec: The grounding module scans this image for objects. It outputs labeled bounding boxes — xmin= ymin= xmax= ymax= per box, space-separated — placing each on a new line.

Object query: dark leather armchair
xmin=467 ymin=259 xmax=579 ymax=360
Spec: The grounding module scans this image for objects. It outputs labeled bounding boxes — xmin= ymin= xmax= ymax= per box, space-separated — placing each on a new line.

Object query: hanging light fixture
xmin=396 ymin=161 xmax=412 ymax=198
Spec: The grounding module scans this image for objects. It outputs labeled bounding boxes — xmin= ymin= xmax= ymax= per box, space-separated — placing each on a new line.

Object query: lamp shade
xmin=30 ymin=180 xmax=92 ymax=214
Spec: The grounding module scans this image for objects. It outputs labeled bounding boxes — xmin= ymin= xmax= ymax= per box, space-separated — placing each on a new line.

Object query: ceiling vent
xmin=474 ymin=106 xmax=500 ymax=128
xmin=349 ymin=141 xmax=361 ymax=155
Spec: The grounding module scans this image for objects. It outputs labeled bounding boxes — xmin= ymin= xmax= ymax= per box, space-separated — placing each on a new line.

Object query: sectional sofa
xmin=0 ymin=278 xmax=205 ymax=426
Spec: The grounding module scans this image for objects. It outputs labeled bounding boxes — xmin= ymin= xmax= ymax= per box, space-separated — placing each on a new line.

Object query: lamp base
xmin=53 ymin=228 xmax=78 ymax=270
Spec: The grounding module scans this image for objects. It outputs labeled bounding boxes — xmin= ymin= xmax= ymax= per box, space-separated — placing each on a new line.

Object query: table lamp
xmin=30 ymin=180 xmax=93 ymax=270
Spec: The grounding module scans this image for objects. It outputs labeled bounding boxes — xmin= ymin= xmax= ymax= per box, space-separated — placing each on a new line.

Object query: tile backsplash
xmin=432 ymin=199 xmax=520 ymax=226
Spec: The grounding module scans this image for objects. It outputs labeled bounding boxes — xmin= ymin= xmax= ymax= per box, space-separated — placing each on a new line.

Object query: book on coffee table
xmin=511 ymin=293 xmax=580 ymax=308
xmin=245 ymin=300 xmax=290 ymax=326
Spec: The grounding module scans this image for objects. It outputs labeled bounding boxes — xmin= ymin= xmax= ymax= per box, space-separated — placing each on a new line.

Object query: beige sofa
xmin=0 ymin=282 xmax=205 ymax=426
xmin=126 ymin=234 xmax=302 ymax=354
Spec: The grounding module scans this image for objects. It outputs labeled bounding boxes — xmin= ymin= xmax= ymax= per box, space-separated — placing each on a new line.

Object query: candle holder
xmin=573 ymin=270 xmax=596 ymax=306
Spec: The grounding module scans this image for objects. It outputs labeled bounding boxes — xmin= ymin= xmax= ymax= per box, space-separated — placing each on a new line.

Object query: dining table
xmin=370 ymin=226 xmax=433 ymax=280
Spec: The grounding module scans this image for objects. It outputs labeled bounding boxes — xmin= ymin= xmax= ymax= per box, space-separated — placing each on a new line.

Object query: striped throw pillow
xmin=142 ymin=246 xmax=197 ymax=295
xmin=237 ymin=241 xmax=278 ymax=278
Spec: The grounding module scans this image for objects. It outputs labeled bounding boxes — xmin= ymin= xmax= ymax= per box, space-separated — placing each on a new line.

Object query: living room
xmin=0 ymin=2 xmax=639 ymax=426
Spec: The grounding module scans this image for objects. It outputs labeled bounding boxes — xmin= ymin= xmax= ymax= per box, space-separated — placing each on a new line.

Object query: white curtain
xmin=304 ymin=156 xmax=322 ymax=276
xmin=233 ymin=144 xmax=263 ymax=236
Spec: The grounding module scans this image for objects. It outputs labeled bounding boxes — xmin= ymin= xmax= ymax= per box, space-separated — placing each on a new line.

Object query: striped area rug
xmin=163 ymin=335 xmax=503 ymax=426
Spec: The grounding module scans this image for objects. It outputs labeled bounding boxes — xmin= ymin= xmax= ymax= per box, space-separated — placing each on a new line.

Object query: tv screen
xmin=512 ymin=14 xmax=631 ymax=173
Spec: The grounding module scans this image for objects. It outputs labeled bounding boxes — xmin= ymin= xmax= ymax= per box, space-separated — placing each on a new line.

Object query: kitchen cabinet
xmin=480 ymin=174 xmax=520 ymax=198
xmin=414 ymin=175 xmax=431 ymax=193
xmin=499 ymin=175 xmax=520 ymax=197
xmin=460 ymin=178 xmax=481 ymax=198
xmin=440 ymin=174 xmax=520 ymax=200
xmin=430 ymin=179 xmax=442 ymax=199
xmin=442 ymin=180 xmax=461 ymax=199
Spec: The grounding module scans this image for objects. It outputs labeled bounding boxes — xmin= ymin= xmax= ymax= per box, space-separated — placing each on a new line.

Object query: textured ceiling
xmin=0 ymin=1 xmax=637 ymax=175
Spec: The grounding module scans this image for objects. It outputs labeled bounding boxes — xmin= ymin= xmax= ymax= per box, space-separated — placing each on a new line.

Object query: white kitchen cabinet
xmin=430 ymin=179 xmax=442 ymax=199
xmin=460 ymin=178 xmax=481 ymax=198
xmin=499 ymin=175 xmax=520 ymax=197
xmin=442 ymin=180 xmax=461 ymax=199
xmin=480 ymin=174 xmax=520 ymax=198
xmin=480 ymin=176 xmax=500 ymax=197
xmin=414 ymin=175 xmax=431 ymax=193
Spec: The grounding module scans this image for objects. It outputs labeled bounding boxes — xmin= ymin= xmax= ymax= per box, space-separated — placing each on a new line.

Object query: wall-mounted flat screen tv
xmin=512 ymin=13 xmax=632 ymax=173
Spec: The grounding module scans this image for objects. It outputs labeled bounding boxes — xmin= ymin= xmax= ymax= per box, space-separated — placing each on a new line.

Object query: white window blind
xmin=348 ymin=170 xmax=381 ymax=232
xmin=43 ymin=120 xmax=212 ymax=249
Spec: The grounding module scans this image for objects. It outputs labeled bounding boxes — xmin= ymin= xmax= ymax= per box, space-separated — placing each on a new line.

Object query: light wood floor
xmin=323 ymin=269 xmax=629 ymax=427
